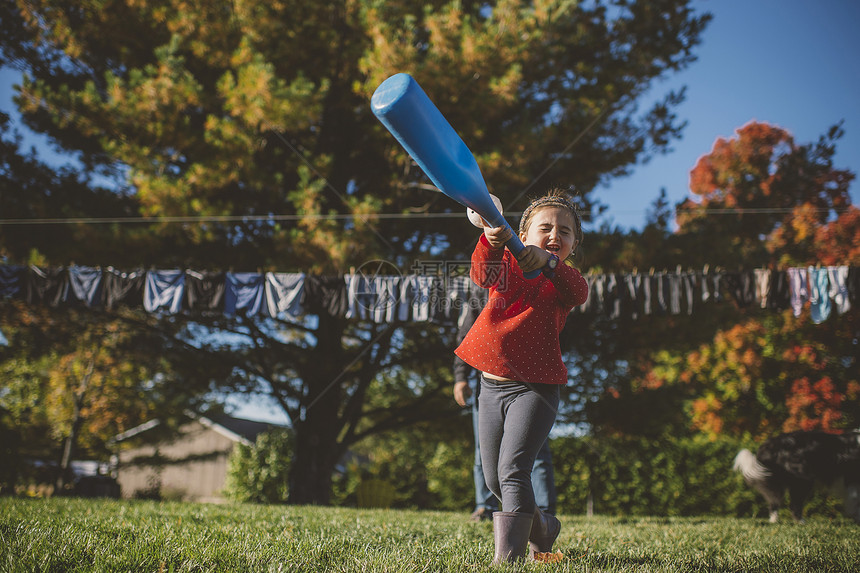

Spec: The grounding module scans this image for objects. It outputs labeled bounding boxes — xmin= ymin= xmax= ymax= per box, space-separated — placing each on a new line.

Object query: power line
xmin=675 ymin=207 xmax=853 ymax=215
xmin=0 ymin=212 xmax=474 ymax=225
xmin=1 ymin=206 xmax=852 ymax=226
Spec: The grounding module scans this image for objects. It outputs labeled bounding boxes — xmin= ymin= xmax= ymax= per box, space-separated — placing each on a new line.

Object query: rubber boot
xmin=492 ymin=511 xmax=534 ymax=564
xmin=528 ymin=508 xmax=561 ymax=557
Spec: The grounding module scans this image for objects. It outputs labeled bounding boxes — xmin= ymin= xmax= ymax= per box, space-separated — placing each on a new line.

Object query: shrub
xmin=552 ymin=434 xmax=760 ymax=516
xmin=551 ymin=433 xmax=848 ymax=519
xmin=224 ymin=428 xmax=292 ymax=503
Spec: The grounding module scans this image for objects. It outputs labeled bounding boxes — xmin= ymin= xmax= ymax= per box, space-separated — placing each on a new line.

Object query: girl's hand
xmin=516 ymin=245 xmax=553 ymax=273
xmin=484 ymin=225 xmax=512 ymax=250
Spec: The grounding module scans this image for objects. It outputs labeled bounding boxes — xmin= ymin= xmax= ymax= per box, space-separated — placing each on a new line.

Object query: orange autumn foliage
xmin=677 ymin=121 xmax=856 ymax=267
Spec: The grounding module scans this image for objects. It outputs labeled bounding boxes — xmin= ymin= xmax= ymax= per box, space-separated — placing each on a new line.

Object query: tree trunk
xmin=287 ymin=416 xmax=342 ymax=505
xmin=55 ymin=354 xmax=97 ymax=492
xmin=287 ymin=312 xmax=347 ymax=505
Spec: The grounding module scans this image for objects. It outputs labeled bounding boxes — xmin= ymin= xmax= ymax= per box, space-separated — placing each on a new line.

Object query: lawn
xmin=1 ymin=498 xmax=858 ymax=572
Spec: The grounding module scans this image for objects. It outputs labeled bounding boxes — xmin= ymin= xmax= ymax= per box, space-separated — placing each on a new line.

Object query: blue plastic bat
xmin=371 ymin=73 xmax=540 ymax=279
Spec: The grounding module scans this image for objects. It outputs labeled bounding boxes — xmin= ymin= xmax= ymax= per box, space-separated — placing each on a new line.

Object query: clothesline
xmin=0 ymin=264 xmax=856 ymax=325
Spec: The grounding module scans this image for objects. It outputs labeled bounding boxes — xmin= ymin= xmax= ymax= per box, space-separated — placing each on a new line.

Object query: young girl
xmin=455 ymin=188 xmax=588 ymax=563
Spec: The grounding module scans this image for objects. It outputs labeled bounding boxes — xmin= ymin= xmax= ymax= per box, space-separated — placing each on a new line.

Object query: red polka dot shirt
xmin=455 ymin=235 xmax=589 ymax=385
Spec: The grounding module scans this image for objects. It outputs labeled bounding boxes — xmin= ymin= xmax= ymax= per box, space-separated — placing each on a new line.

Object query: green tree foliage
xmin=224 ymin=428 xmax=293 ymax=504
xmin=0 ymin=115 xmax=142 ymax=265
xmin=0 ymin=0 xmax=712 ymax=504
xmin=331 ymin=415 xmax=472 ymax=510
xmin=1 ymin=0 xmax=711 ymax=270
xmin=0 ymin=301 xmax=223 ymax=483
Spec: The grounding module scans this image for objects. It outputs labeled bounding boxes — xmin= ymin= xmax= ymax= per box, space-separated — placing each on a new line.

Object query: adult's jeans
xmin=472 ymin=398 xmax=499 ymax=511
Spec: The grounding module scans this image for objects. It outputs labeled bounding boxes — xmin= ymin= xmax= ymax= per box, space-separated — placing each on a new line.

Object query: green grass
xmin=1 ymin=498 xmax=858 ymax=572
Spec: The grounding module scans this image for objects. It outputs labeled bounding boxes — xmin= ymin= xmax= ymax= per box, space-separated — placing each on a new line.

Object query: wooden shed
xmin=112 ymin=412 xmax=278 ymax=503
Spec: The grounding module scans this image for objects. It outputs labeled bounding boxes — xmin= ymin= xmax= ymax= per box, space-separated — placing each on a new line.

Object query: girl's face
xmin=520 ymin=206 xmax=578 ymax=261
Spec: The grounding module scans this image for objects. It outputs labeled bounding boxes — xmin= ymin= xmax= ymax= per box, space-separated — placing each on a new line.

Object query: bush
xmin=331 ymin=420 xmax=473 ymax=510
xmin=224 ymin=428 xmax=292 ymax=503
xmin=550 ymin=433 xmax=853 ymax=519
xmin=426 ymin=440 xmax=473 ymax=511
xmin=552 ymin=434 xmax=760 ymax=516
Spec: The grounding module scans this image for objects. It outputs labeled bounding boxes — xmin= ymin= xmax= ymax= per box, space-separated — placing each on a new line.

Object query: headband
xmin=518 ymin=194 xmax=581 ymax=238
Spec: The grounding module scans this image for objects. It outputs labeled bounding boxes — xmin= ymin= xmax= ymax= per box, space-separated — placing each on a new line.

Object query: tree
xmin=0 ymin=114 xmax=143 ymax=265
xmin=0 ymin=301 xmax=224 ymax=488
xmin=643 ymin=311 xmax=860 ymax=441
xmin=1 ymin=0 xmax=711 ymax=503
xmin=677 ymin=121 xmax=855 ymax=267
xmin=811 ymin=207 xmax=860 ymax=265
xmin=623 ymin=122 xmax=860 ymax=440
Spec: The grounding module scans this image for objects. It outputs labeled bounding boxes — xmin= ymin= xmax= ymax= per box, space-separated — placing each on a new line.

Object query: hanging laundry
xmin=847 ymin=267 xmax=860 ymax=304
xmin=185 ymin=270 xmax=226 ymax=312
xmin=826 ymin=266 xmax=850 ymax=315
xmin=27 ymin=266 xmax=69 ymax=307
xmin=787 ymin=267 xmax=809 ymax=317
xmin=303 ymin=275 xmax=348 ymax=317
xmin=374 ymin=276 xmax=402 ymax=323
xmin=2 ymin=263 xmax=859 ymax=324
xmin=622 ymin=273 xmax=643 ymax=320
xmin=224 ymin=272 xmax=265 ymax=317
xmin=445 ymin=276 xmax=474 ymax=325
xmin=264 ymin=273 xmax=304 ymax=319
xmin=767 ymin=270 xmax=791 ymax=311
xmin=639 ymin=273 xmax=653 ymax=316
xmin=667 ymin=273 xmax=683 ymax=315
xmin=345 ymin=273 xmax=365 ymax=320
xmin=699 ymin=270 xmax=711 ymax=304
xmin=144 ymin=269 xmax=185 ymax=314
xmin=701 ymin=271 xmax=725 ymax=304
xmin=724 ymin=271 xmax=756 ymax=308
xmin=681 ymin=272 xmax=697 ymax=315
xmin=408 ymin=275 xmax=441 ymax=322
xmin=809 ymin=267 xmax=831 ymax=324
xmin=0 ymin=265 xmax=26 ymax=299
xmin=68 ymin=266 xmax=103 ymax=308
xmin=103 ymin=268 xmax=145 ymax=310
xmin=604 ymin=274 xmax=621 ymax=319
xmin=396 ymin=276 xmax=414 ymax=322
xmin=345 ymin=274 xmax=401 ymax=324
xmin=753 ymin=269 xmax=771 ymax=309
xmin=577 ymin=273 xmax=603 ymax=315
xmin=654 ymin=273 xmax=669 ymax=315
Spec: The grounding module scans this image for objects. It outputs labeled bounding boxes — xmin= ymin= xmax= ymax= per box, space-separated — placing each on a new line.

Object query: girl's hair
xmin=518 ymin=188 xmax=583 ymax=253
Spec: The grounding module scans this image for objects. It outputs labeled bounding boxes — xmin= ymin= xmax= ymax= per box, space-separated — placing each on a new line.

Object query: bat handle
xmin=504 ymin=232 xmax=542 ymax=280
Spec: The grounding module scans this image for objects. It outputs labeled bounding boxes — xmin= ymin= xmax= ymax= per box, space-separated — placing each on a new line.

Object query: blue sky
xmin=599 ymin=0 xmax=860 ymax=229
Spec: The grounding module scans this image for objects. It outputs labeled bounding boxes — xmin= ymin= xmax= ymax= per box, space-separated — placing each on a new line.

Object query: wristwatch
xmin=542 ymin=254 xmax=559 ymax=278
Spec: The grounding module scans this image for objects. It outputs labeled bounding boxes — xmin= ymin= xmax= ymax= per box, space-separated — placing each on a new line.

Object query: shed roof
xmin=111 ymin=411 xmax=286 ymax=447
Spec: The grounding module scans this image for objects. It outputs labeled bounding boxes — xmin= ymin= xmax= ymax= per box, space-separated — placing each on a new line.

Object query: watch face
xmin=548 ymin=256 xmax=558 ymax=268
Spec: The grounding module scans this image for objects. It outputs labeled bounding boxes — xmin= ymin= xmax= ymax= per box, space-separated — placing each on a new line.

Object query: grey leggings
xmin=478 ymin=375 xmax=559 ymax=513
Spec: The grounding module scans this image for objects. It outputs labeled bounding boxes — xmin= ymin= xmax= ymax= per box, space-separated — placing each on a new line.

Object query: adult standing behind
xmin=453 ymin=285 xmax=557 ymax=523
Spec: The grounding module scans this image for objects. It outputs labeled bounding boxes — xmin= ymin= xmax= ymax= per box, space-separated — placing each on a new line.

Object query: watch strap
xmin=542 ymin=254 xmax=560 ymax=278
